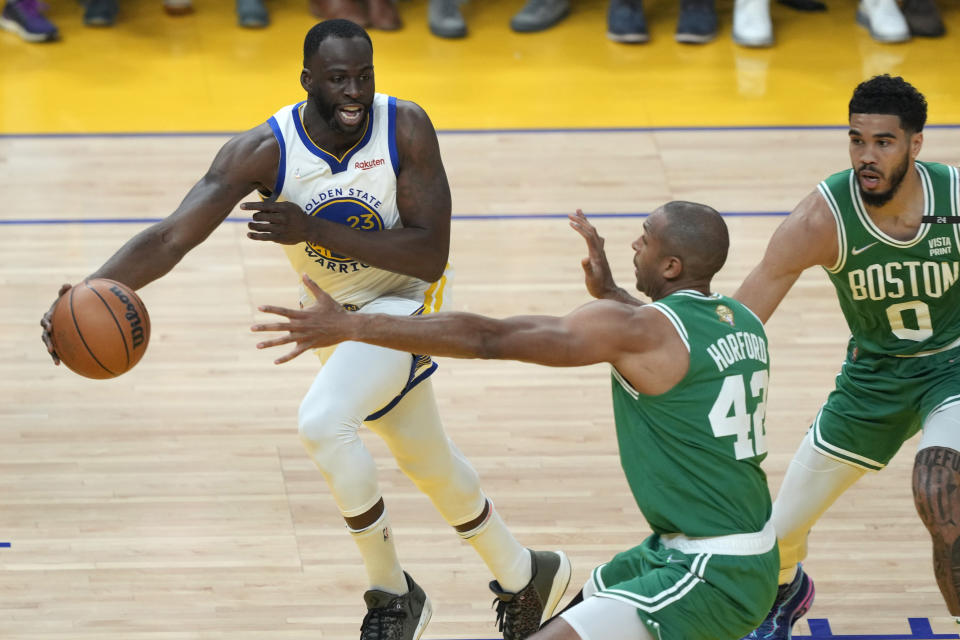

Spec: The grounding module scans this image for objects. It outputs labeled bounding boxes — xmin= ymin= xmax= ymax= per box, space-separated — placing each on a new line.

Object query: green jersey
xmin=611 ymin=290 xmax=772 ymax=539
xmin=819 ymin=161 xmax=960 ymax=357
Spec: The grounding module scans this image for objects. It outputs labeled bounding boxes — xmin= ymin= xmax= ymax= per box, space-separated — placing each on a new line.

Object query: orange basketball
xmin=50 ymin=279 xmax=151 ymax=379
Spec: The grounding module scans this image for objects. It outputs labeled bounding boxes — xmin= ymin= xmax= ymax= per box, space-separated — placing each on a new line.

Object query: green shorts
xmin=591 ymin=533 xmax=779 ymax=640
xmin=811 ymin=340 xmax=960 ymax=471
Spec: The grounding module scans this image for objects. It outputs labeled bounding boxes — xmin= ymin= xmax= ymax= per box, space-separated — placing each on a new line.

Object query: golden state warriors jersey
xmin=265 ymin=94 xmax=451 ymax=311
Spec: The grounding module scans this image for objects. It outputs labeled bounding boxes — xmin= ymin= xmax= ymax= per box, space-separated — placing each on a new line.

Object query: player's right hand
xmin=40 ymin=283 xmax=72 ymax=365
xmin=568 ymin=209 xmax=618 ymax=300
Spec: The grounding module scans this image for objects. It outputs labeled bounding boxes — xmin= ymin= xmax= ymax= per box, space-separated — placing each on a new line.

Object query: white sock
xmin=458 ymin=505 xmax=531 ymax=593
xmin=349 ymin=512 xmax=408 ymax=595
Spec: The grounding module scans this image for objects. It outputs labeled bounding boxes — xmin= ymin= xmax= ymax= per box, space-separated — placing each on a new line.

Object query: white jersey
xmin=265 ymin=94 xmax=450 ymax=312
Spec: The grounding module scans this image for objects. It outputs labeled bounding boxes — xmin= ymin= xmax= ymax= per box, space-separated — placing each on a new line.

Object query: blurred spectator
xmin=309 ymin=0 xmax=369 ymax=26
xmin=156 ymin=0 xmax=269 ymax=28
xmin=674 ymin=0 xmax=716 ymax=42
xmin=607 ymin=0 xmax=717 ymax=43
xmin=733 ymin=0 xmax=913 ymax=46
xmin=606 ymin=0 xmax=647 ymax=42
xmin=368 ymin=0 xmax=401 ymax=29
xmin=0 ymin=0 xmax=58 ymax=41
xmin=856 ymin=0 xmax=910 ymax=41
xmin=429 ymin=0 xmax=466 ymax=37
xmin=308 ymin=0 xmax=400 ymax=31
xmin=733 ymin=0 xmax=774 ymax=46
xmin=430 ymin=0 xmax=571 ymax=39
xmin=163 ymin=0 xmax=194 ymax=15
xmin=237 ymin=0 xmax=269 ymax=27
xmin=84 ymin=0 xmax=118 ymax=26
xmin=510 ymin=0 xmax=569 ymax=32
xmin=901 ymin=0 xmax=944 ymax=36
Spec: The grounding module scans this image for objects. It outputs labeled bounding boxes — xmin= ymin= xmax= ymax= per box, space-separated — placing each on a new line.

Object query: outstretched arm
xmin=733 ymin=190 xmax=839 ymax=322
xmin=92 ymin=125 xmax=279 ymax=289
xmin=568 ymin=209 xmax=644 ymax=306
xmin=41 ymin=124 xmax=279 ymax=363
xmin=253 ymin=275 xmax=655 ymax=368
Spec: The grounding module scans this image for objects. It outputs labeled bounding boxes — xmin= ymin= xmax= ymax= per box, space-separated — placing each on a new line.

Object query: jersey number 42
xmin=708 ymin=371 xmax=769 ymax=460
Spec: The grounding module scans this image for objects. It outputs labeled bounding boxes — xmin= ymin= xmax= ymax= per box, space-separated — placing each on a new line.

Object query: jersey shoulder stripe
xmin=649 ymin=302 xmax=690 ymax=351
xmin=817 ymin=179 xmax=847 ymax=273
xmin=265 ymin=115 xmax=287 ymax=200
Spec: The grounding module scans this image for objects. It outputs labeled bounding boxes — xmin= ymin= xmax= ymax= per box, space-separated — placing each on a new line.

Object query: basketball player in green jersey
xmin=251 ymin=201 xmax=781 ymax=640
xmin=735 ymin=74 xmax=960 ymax=639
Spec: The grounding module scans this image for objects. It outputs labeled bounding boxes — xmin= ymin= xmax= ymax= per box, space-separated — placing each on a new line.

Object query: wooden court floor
xmin=4 ymin=0 xmax=960 ymax=637
xmin=2 ymin=127 xmax=960 ymax=638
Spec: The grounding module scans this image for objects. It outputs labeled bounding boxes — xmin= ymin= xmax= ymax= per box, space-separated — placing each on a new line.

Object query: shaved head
xmin=658 ymin=201 xmax=729 ymax=280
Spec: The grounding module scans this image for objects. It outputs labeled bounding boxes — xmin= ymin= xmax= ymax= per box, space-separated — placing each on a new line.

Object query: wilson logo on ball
xmin=108 ymin=284 xmax=147 ymax=348
xmin=51 ymin=279 xmax=151 ymax=380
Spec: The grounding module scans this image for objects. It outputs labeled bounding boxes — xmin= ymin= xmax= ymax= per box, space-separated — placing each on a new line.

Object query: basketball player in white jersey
xmin=40 ymin=19 xmax=569 ymax=640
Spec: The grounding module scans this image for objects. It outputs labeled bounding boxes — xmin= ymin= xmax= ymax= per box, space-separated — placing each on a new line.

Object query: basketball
xmin=49 ymin=279 xmax=151 ymax=379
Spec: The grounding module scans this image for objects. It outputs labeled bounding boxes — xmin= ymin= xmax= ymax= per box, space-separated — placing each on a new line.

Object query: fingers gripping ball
xmin=50 ymin=279 xmax=151 ymax=379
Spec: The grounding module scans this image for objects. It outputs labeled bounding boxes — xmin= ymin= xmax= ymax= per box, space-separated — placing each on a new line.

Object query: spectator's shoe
xmin=237 ymin=0 xmax=269 ymax=28
xmin=369 ymin=0 xmax=402 ymax=30
xmin=607 ymin=0 xmax=649 ymax=42
xmin=675 ymin=0 xmax=717 ymax=42
xmin=0 ymin=0 xmax=58 ymax=42
xmin=733 ymin=0 xmax=773 ymax=46
xmin=741 ymin=566 xmax=815 ymax=640
xmin=776 ymin=0 xmax=825 ymax=10
xmin=510 ymin=0 xmax=570 ymax=33
xmin=310 ymin=0 xmax=370 ymax=25
xmin=84 ymin=0 xmax=118 ymax=26
xmin=162 ymin=0 xmax=194 ymax=15
xmin=429 ymin=0 xmax=467 ymax=37
xmin=490 ymin=550 xmax=571 ymax=640
xmin=856 ymin=0 xmax=909 ymax=42
xmin=900 ymin=0 xmax=944 ymax=36
xmin=360 ymin=572 xmax=432 ymax=640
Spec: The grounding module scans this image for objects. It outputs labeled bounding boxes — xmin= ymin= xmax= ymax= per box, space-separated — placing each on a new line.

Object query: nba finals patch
xmin=715 ymin=305 xmax=735 ymax=327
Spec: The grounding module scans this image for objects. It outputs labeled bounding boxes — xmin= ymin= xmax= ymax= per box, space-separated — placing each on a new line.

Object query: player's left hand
xmin=252 ymin=274 xmax=348 ymax=364
xmin=242 ymin=200 xmax=313 ymax=245
xmin=569 ymin=209 xmax=618 ymax=300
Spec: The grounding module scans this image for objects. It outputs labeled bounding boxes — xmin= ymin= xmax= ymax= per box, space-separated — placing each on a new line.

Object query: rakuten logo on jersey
xmin=355 ymin=158 xmax=385 ymax=171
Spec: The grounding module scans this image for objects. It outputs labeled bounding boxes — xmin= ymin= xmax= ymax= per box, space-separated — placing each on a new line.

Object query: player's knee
xmin=297 ymin=400 xmax=361 ymax=454
xmin=913 ymin=446 xmax=960 ymax=532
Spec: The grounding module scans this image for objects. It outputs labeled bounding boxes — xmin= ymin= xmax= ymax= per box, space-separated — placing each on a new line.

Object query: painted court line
xmin=438 ymin=620 xmax=957 ymax=640
xmin=0 ymin=212 xmax=789 ymax=226
xmin=794 ymin=618 xmax=958 ymax=639
xmin=2 ymin=124 xmax=960 ymax=139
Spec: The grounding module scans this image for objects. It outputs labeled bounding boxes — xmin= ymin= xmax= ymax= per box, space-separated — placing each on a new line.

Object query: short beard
xmin=858 ymin=154 xmax=911 ymax=208
xmin=307 ymin=91 xmax=358 ymax=135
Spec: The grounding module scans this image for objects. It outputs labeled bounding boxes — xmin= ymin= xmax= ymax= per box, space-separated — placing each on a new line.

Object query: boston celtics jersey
xmin=611 ymin=290 xmax=772 ymax=538
xmin=818 ymin=161 xmax=960 ymax=356
xmin=264 ymin=94 xmax=450 ymax=311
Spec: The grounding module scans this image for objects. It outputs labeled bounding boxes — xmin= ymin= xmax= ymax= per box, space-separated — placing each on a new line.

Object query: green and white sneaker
xmin=490 ymin=549 xmax=572 ymax=640
xmin=360 ymin=572 xmax=432 ymax=640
